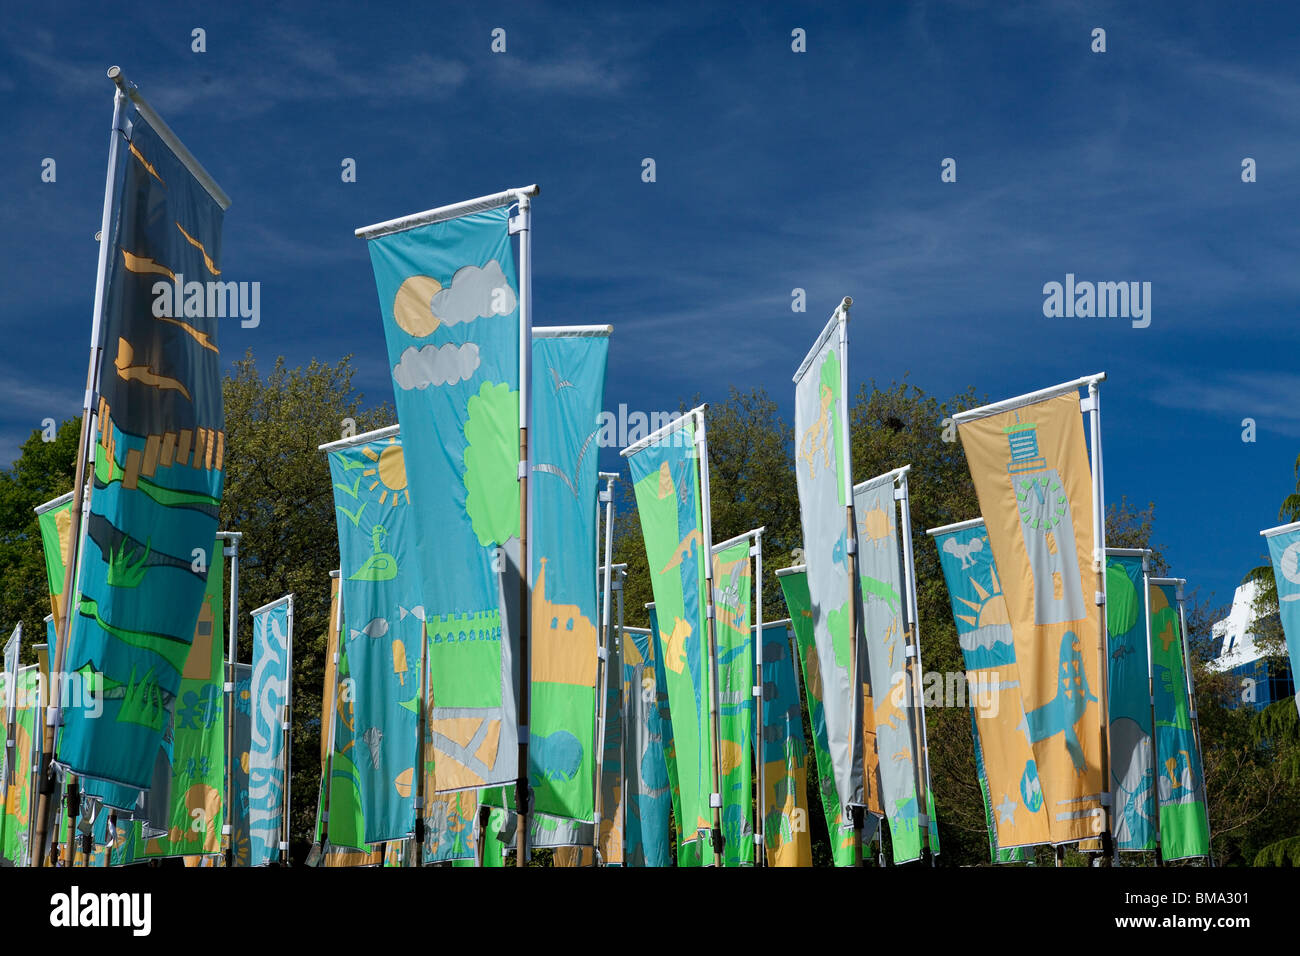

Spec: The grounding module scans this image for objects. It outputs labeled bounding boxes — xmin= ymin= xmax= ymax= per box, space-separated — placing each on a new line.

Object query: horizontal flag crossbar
xmin=318 ymin=423 xmax=400 ymax=452
xmin=925 ymin=516 xmax=985 ymax=536
xmin=853 ymin=464 xmax=910 ymax=492
xmin=215 ymin=530 xmax=242 ymax=541
xmin=793 ymin=297 xmax=852 ymax=383
xmin=355 ymin=184 xmax=540 ymax=239
xmin=713 ymin=526 xmax=766 ymax=552
xmin=1105 ymin=547 xmax=1151 ymax=557
xmin=1261 ymin=520 xmax=1300 ymax=538
xmin=774 ymin=564 xmax=807 ymax=577
xmin=623 ymin=626 xmax=651 ymax=636
xmin=619 ymin=404 xmax=706 ymax=457
xmin=533 ymin=325 xmax=613 ymax=338
xmin=1148 ymin=577 xmax=1186 ymax=587
xmin=952 ymin=372 xmax=1107 ymax=424
xmin=110 ymin=67 xmax=231 ymax=210
xmin=249 ymin=593 xmax=294 ymax=617
xmin=754 ymin=618 xmax=792 ymax=632
xmin=33 ymin=489 xmax=75 ymax=516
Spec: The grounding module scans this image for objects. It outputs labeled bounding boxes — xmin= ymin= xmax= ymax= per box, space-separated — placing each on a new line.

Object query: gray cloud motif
xmin=392 ymin=342 xmax=480 ymax=390
xmin=430 ymin=260 xmax=517 ymax=326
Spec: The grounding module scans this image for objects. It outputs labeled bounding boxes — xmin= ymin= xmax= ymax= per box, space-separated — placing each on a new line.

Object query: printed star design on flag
xmin=996 ymin=794 xmax=1018 ymax=825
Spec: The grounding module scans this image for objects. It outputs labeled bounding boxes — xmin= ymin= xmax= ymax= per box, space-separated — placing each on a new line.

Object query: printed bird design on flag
xmin=1024 ymin=631 xmax=1097 ymax=773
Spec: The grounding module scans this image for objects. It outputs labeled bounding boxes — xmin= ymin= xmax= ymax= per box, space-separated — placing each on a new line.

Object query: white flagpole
xmin=1086 ymin=379 xmax=1114 ymax=860
xmin=512 ymin=189 xmax=536 ymax=868
xmin=1140 ymin=553 xmax=1161 ymax=864
xmin=218 ymin=531 xmax=241 ymax=866
xmin=752 ymin=530 xmax=765 ymax=867
xmin=282 ymin=594 xmax=294 ymax=866
xmin=593 ymin=473 xmax=617 ymax=864
xmin=695 ymin=408 xmax=725 ymax=867
xmin=315 ymin=570 xmax=343 ymax=864
xmin=896 ymin=469 xmax=935 ymax=864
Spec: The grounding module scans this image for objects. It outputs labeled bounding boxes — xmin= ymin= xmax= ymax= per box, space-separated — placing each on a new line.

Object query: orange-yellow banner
xmin=957 ymin=389 xmax=1105 ymax=845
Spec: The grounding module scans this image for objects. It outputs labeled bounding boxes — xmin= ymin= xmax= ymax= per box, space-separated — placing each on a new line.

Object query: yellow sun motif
xmin=362 ymin=440 xmax=411 ymax=506
xmin=954 ymin=563 xmax=1010 ymax=629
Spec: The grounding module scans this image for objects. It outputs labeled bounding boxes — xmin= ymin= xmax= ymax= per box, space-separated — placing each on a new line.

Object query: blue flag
xmin=364 ymin=205 xmax=520 ymax=790
xmin=249 ymin=597 xmax=291 ymax=866
xmin=1264 ymin=523 xmax=1300 ymax=718
xmin=328 ymin=434 xmax=422 ymax=843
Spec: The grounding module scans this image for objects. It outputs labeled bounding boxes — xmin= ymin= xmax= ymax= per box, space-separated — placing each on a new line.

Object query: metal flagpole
xmin=414 ymin=580 xmax=428 ymax=868
xmin=830 ymin=298 xmax=867 ymax=868
xmin=1173 ymin=579 xmax=1214 ymax=866
xmin=282 ymin=595 xmax=295 ymax=866
xmin=1 ymin=624 xmax=19 ymax=849
xmin=752 ymin=530 xmax=765 ymax=867
xmin=511 ymin=187 xmax=538 ymax=869
xmin=593 ymin=472 xmax=617 ymax=864
xmin=896 ymin=469 xmax=935 ymax=865
xmin=218 ymin=531 xmax=241 ymax=866
xmin=615 ymin=565 xmax=628 ymax=867
xmin=1085 ymin=378 xmax=1114 ymax=862
xmin=1140 ymin=553 xmax=1161 ymax=865
xmin=61 ymin=486 xmax=97 ymax=869
xmin=317 ymin=570 xmax=343 ymax=861
xmin=35 ymin=74 xmax=129 ymax=868
xmin=695 ymin=408 xmax=725 ymax=867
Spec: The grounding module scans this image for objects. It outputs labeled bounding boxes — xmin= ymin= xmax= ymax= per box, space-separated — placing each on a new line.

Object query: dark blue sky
xmin=3 ymin=1 xmax=1296 ymax=616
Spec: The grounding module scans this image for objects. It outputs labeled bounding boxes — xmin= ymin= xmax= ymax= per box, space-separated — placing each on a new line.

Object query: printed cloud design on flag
xmin=431 ymin=260 xmax=517 ymax=326
xmin=392 ymin=343 xmax=481 ymax=390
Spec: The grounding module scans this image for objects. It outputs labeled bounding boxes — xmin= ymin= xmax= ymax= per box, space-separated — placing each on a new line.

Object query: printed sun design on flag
xmin=363 ymin=440 xmax=411 ymax=507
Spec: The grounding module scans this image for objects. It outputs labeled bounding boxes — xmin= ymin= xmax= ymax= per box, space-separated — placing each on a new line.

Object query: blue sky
xmin=2 ymin=0 xmax=1297 ymax=616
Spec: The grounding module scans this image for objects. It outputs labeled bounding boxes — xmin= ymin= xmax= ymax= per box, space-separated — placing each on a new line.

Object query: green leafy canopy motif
xmin=463 ymin=380 xmax=520 ymax=546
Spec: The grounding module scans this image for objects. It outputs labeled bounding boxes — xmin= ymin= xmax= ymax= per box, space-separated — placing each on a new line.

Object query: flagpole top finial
xmin=107 ymin=66 xmax=127 ymax=92
xmin=842 ymin=296 xmax=852 ymax=308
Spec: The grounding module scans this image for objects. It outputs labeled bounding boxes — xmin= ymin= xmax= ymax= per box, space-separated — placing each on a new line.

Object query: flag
xmin=122 ymin=537 xmax=226 ymax=859
xmin=1105 ymin=551 xmax=1156 ymax=851
xmin=249 ymin=596 xmax=292 ymax=865
xmin=712 ymin=536 xmax=754 ymax=864
xmin=792 ymin=307 xmax=866 ymax=820
xmin=778 ymin=567 xmax=856 ymax=866
xmin=625 ymin=412 xmax=713 ymax=864
xmin=423 ymin=790 xmax=479 ymax=863
xmin=1263 ymin=522 xmax=1300 ymax=718
xmin=528 ymin=329 xmax=609 ymax=819
xmin=1 ymin=626 xmax=17 ymax=806
xmin=35 ymin=493 xmax=74 ymax=626
xmin=229 ymin=662 xmax=252 ymax=866
xmin=327 ymin=433 xmax=421 ymax=842
xmin=364 ymin=204 xmax=521 ymax=792
xmin=956 ymin=385 xmax=1105 ymax=845
xmin=931 ymin=519 xmax=1050 ymax=859
xmin=1 ymin=666 xmax=40 ymax=866
xmin=853 ymin=472 xmax=934 ymax=862
xmin=1149 ymin=581 xmax=1211 ymax=860
xmin=59 ymin=105 xmax=229 ymax=791
xmin=759 ymin=622 xmax=812 ymax=866
xmin=647 ymin=606 xmax=691 ymax=865
xmin=622 ymin=626 xmax=673 ymax=866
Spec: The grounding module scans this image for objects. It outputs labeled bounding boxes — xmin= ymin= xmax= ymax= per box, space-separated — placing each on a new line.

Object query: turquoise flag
xmin=1106 ymin=551 xmax=1156 ymax=851
xmin=1264 ymin=523 xmax=1300 ymax=717
xmin=760 ymin=622 xmax=812 ymax=866
xmin=365 ymin=205 xmax=520 ymax=791
xmin=328 ymin=433 xmax=421 ymax=843
xmin=712 ymin=537 xmax=754 ymax=865
xmin=529 ymin=330 xmax=609 ymax=819
xmin=624 ymin=625 xmax=673 ymax=866
xmin=59 ymin=106 xmax=229 ymax=790
xmin=626 ymin=414 xmax=713 ymax=866
xmin=249 ymin=596 xmax=291 ymax=866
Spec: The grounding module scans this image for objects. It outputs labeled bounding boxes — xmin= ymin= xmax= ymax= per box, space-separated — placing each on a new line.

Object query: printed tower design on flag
xmin=1004 ymin=412 xmax=1086 ymax=627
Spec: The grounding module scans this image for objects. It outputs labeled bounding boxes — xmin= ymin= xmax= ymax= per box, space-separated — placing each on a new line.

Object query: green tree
xmin=0 ymin=418 xmax=80 ymax=664
xmin=220 ymin=350 xmax=392 ymax=858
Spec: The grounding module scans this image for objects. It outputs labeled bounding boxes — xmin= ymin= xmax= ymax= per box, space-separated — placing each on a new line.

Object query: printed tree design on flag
xmin=463 ymin=380 xmax=520 ymax=546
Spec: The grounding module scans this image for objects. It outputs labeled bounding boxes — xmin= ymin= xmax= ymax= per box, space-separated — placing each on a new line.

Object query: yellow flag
xmin=958 ymin=389 xmax=1105 ymax=845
